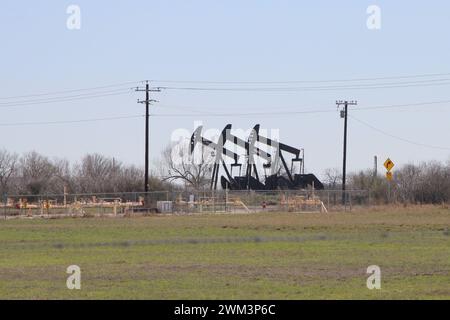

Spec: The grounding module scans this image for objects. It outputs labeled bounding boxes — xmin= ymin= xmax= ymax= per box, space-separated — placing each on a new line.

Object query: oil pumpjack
xmin=190 ymin=124 xmax=324 ymax=191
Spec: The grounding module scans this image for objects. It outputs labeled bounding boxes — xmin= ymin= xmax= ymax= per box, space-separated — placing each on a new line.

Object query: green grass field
xmin=1 ymin=206 xmax=449 ymax=299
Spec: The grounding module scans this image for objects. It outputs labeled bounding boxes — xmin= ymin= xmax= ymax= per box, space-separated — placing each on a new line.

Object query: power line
xmin=2 ymin=72 xmax=450 ymax=101
xmin=151 ymin=99 xmax=450 ymax=117
xmin=159 ymin=79 xmax=450 ymax=92
xmin=150 ymin=72 xmax=450 ymax=84
xmin=0 ymin=115 xmax=144 ymax=127
xmin=0 ymin=89 xmax=134 ymax=108
xmin=349 ymin=115 xmax=450 ymax=151
xmin=0 ymin=88 xmax=131 ymax=104
xmin=151 ymin=109 xmax=334 ymax=117
xmin=356 ymin=99 xmax=450 ymax=111
xmin=0 ymin=81 xmax=142 ymax=100
xmin=0 ymin=100 xmax=446 ymax=128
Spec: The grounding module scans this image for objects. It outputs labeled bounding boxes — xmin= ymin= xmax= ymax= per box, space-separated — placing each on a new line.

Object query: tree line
xmin=1 ymin=148 xmax=449 ymax=204
xmin=0 ymin=149 xmax=171 ymax=196
xmin=324 ymin=160 xmax=450 ymax=204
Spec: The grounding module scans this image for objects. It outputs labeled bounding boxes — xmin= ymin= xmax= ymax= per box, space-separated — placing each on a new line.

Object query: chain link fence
xmin=1 ymin=189 xmax=369 ymax=219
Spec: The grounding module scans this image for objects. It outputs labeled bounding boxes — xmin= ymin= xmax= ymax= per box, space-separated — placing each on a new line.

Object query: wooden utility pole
xmin=373 ymin=155 xmax=378 ymax=177
xmin=336 ymin=100 xmax=357 ymax=205
xmin=136 ymin=81 xmax=160 ymax=194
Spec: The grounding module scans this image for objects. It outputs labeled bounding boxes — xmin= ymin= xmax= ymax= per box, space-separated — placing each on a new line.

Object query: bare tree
xmin=73 ymin=153 xmax=117 ymax=193
xmin=395 ymin=163 xmax=421 ymax=203
xmin=418 ymin=161 xmax=450 ymax=204
xmin=19 ymin=151 xmax=56 ymax=195
xmin=0 ymin=149 xmax=18 ymax=195
xmin=116 ymin=165 xmax=144 ymax=192
xmin=72 ymin=154 xmax=163 ymax=193
xmin=159 ymin=141 xmax=214 ymax=190
xmin=51 ymin=158 xmax=74 ymax=194
xmin=348 ymin=169 xmax=389 ymax=204
xmin=323 ymin=168 xmax=341 ymax=189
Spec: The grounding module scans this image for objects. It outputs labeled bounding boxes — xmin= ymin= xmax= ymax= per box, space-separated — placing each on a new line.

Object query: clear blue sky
xmin=1 ymin=0 xmax=449 ymax=180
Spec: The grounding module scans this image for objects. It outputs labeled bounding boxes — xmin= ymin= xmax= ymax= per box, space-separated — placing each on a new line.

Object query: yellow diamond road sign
xmin=384 ymin=158 xmax=394 ymax=172
xmin=386 ymin=171 xmax=393 ymax=181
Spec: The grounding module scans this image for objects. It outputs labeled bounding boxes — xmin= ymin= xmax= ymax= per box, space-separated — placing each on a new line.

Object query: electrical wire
xmin=150 ymin=72 xmax=450 ymax=84
xmin=151 ymin=109 xmax=334 ymax=117
xmin=356 ymin=99 xmax=450 ymax=111
xmin=159 ymin=79 xmax=450 ymax=92
xmin=1 ymin=76 xmax=450 ymax=128
xmin=0 ymin=89 xmax=134 ymax=108
xmin=151 ymin=99 xmax=450 ymax=117
xmin=349 ymin=115 xmax=450 ymax=151
xmin=0 ymin=87 xmax=132 ymax=104
xmin=0 ymin=81 xmax=142 ymax=100
xmin=3 ymin=72 xmax=450 ymax=102
xmin=0 ymin=115 xmax=144 ymax=127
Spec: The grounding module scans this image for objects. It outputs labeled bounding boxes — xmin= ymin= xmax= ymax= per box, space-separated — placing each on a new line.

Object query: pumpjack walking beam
xmin=220 ymin=124 xmax=272 ymax=189
xmin=190 ymin=126 xmax=241 ymax=190
xmin=254 ymin=131 xmax=303 ymax=184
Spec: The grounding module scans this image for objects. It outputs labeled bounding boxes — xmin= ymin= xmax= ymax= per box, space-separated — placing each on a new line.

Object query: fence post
xmin=327 ymin=190 xmax=330 ymax=211
xmin=341 ymin=190 xmax=347 ymax=212
xmin=225 ymin=187 xmax=228 ymax=213
xmin=349 ymin=191 xmax=352 ymax=211
xmin=212 ymin=189 xmax=215 ymax=214
xmin=39 ymin=195 xmax=43 ymax=216
xmin=3 ymin=193 xmax=6 ymax=220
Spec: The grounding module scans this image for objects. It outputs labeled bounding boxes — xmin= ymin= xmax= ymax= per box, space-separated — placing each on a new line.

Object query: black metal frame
xmin=190 ymin=124 xmax=323 ymax=191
